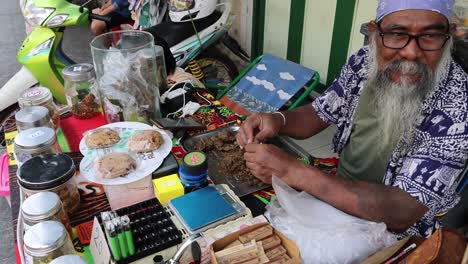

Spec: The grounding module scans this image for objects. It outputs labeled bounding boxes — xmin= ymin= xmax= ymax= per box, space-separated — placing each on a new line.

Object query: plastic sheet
xmin=265 ymin=176 xmax=397 ymax=264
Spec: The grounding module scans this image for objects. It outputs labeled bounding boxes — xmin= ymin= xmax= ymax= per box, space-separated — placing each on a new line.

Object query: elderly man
xmin=237 ymin=0 xmax=468 ymax=237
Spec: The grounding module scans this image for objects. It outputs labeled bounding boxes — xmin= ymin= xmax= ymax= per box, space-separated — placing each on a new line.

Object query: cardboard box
xmin=152 ymin=174 xmax=184 ymax=204
xmin=210 ymin=223 xmax=301 ymax=264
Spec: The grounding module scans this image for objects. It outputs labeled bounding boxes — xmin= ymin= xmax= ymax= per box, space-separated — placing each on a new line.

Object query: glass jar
xmin=17 ymin=154 xmax=80 ymax=215
xmin=63 ymin=63 xmax=101 ymax=119
xmin=49 ymin=255 xmax=87 ymax=264
xmin=15 ymin=106 xmax=53 ymax=132
xmin=13 ymin=127 xmax=61 ymax=167
xmin=21 ymin=192 xmax=72 ymax=237
xmin=91 ymin=30 xmax=162 ymax=124
xmin=23 ymin=221 xmax=75 ymax=264
xmin=18 ymin=87 xmax=60 ymax=130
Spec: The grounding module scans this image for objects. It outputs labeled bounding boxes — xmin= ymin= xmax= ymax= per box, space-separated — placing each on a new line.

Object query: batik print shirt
xmin=312 ymin=46 xmax=468 ymax=237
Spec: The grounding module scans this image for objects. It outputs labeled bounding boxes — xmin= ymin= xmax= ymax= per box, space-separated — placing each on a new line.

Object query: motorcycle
xmin=0 ymin=0 xmax=238 ymax=112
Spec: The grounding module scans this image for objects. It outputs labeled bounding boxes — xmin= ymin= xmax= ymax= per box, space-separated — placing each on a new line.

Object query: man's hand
xmin=236 ymin=113 xmax=283 ymax=148
xmin=243 ymin=143 xmax=298 ymax=185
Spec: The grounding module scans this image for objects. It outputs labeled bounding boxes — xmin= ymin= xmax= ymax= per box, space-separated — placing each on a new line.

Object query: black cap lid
xmin=182 ymin=151 xmax=207 ymax=175
xmin=17 ymin=154 xmax=76 ymax=190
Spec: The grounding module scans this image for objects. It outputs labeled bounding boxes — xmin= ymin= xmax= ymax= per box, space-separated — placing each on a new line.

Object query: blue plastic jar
xmin=178 ymin=151 xmax=208 ymax=192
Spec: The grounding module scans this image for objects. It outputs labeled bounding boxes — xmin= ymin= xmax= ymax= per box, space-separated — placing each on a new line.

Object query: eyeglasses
xmin=377 ymin=25 xmax=451 ymax=51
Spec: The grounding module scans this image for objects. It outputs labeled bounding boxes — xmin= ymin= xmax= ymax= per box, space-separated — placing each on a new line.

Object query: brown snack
xmin=85 ymin=128 xmax=120 ymax=148
xmin=95 ymin=153 xmax=136 ymax=179
xmin=127 ymin=130 xmax=164 ymax=152
xmin=192 ymin=130 xmax=264 ymax=187
xmin=265 ymin=246 xmax=287 ymax=261
xmin=260 ymin=235 xmax=282 ymax=251
xmin=239 ymin=225 xmax=273 ymax=243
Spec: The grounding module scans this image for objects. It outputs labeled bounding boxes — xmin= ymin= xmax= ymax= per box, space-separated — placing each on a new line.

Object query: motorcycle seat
xmin=145 ymin=11 xmax=222 ymax=47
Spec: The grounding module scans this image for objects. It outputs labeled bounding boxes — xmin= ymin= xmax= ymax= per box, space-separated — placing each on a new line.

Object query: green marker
xmin=105 ymin=222 xmax=121 ymax=261
xmin=122 ymin=215 xmax=135 ymax=256
xmin=113 ymin=218 xmax=128 ymax=258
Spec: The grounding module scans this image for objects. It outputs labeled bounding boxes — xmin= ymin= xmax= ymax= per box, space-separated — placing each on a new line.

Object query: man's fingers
xmin=236 ymin=130 xmax=246 ymax=148
xmin=243 ymin=114 xmax=262 ymax=144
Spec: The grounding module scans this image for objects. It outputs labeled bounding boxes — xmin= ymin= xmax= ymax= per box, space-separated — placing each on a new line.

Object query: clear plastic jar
xmin=13 ymin=127 xmax=61 ymax=167
xmin=21 ymin=192 xmax=72 ymax=237
xmin=18 ymin=87 xmax=60 ymax=130
xmin=23 ymin=221 xmax=75 ymax=264
xmin=15 ymin=106 xmax=53 ymax=132
xmin=17 ymin=154 xmax=80 ymax=215
xmin=63 ymin=63 xmax=100 ymax=119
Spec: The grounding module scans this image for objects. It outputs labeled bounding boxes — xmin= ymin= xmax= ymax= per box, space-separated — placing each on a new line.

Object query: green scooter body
xmin=17 ymin=0 xmax=90 ymax=104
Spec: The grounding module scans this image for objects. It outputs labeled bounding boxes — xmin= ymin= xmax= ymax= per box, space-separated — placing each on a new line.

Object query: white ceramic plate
xmin=79 ymin=122 xmax=172 ymax=185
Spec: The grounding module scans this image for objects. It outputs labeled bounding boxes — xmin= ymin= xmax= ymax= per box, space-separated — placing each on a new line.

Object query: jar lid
xmin=182 ymin=151 xmax=208 ymax=175
xmin=62 ymin=63 xmax=95 ymax=82
xmin=50 ymin=255 xmax=88 ymax=264
xmin=15 ymin=106 xmax=50 ymax=128
xmin=14 ymin=127 xmax=56 ymax=150
xmin=17 ymin=154 xmax=76 ymax=191
xmin=22 ymin=192 xmax=61 ymax=221
xmin=23 ymin=221 xmax=68 ymax=255
xmin=18 ymin=87 xmax=53 ymax=107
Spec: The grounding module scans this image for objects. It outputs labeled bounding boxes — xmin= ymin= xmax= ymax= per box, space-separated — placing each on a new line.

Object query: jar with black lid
xmin=17 ymin=154 xmax=80 ymax=215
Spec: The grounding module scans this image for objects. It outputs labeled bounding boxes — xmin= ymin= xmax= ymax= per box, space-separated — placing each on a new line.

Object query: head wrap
xmin=376 ymin=0 xmax=455 ymax=22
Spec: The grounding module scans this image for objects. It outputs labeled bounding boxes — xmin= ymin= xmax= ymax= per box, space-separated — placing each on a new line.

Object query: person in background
xmin=237 ymin=0 xmax=468 ymax=238
xmin=91 ymin=0 xmax=133 ymax=35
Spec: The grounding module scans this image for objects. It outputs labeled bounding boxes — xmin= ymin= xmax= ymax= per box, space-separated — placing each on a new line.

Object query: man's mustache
xmin=382 ymin=60 xmax=430 ymax=78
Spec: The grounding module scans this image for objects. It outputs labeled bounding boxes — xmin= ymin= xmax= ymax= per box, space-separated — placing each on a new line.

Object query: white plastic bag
xmin=265 ymin=176 xmax=397 ymax=264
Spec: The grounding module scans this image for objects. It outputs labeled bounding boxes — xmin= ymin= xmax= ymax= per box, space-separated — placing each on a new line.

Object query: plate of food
xmin=79 ymin=122 xmax=172 ymax=185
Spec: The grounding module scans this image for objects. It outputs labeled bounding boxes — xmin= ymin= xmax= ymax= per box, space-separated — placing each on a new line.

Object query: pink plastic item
xmin=0 ymin=152 xmax=10 ymax=196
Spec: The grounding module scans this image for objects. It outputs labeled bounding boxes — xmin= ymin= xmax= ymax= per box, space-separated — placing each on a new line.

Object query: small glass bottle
xmin=23 ymin=221 xmax=75 ymax=264
xmin=13 ymin=127 xmax=61 ymax=167
xmin=21 ymin=192 xmax=72 ymax=237
xmin=63 ymin=63 xmax=100 ymax=119
xmin=15 ymin=106 xmax=53 ymax=132
xmin=18 ymin=87 xmax=60 ymax=130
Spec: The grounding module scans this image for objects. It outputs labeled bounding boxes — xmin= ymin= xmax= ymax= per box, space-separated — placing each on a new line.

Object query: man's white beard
xmin=366 ymin=35 xmax=452 ymax=150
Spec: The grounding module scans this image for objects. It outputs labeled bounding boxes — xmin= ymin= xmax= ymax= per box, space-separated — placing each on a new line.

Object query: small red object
xmin=76 ymin=220 xmax=95 ymax=245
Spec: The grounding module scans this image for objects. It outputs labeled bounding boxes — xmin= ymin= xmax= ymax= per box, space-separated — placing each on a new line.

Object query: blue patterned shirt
xmin=312 ymin=46 xmax=468 ymax=237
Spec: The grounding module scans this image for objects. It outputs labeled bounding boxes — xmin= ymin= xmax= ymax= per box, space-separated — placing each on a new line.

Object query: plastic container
xmin=15 ymin=106 xmax=53 ymax=132
xmin=17 ymin=154 xmax=80 ymax=215
xmin=13 ymin=127 xmax=61 ymax=167
xmin=23 ymin=221 xmax=75 ymax=264
xmin=178 ymin=151 xmax=208 ymax=192
xmin=49 ymin=255 xmax=87 ymax=264
xmin=90 ymin=30 xmax=162 ymax=123
xmin=21 ymin=192 xmax=72 ymax=236
xmin=63 ymin=63 xmax=100 ymax=119
xmin=18 ymin=87 xmax=60 ymax=130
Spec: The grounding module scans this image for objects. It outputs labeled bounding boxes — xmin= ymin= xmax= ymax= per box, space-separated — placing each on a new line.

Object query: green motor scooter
xmin=0 ymin=0 xmax=109 ymax=111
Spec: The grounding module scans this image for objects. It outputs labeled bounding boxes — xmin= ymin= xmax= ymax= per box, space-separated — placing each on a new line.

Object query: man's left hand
xmin=243 ymin=143 xmax=298 ymax=185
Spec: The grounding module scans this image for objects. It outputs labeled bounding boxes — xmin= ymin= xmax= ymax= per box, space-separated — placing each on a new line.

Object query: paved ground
xmin=1 ymin=0 xmax=24 ymax=262
xmin=0 ymin=0 xmax=93 ymax=263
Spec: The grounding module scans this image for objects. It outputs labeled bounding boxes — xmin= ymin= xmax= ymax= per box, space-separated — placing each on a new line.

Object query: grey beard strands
xmin=365 ymin=35 xmax=452 ymax=150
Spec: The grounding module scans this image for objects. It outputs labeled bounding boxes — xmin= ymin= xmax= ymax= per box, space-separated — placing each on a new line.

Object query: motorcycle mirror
xmin=79 ymin=0 xmax=93 ymax=13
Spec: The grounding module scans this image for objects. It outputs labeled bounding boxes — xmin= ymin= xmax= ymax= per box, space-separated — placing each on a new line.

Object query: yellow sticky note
xmin=152 ymin=174 xmax=184 ymax=204
xmin=5 ymin=131 xmax=18 ymax=166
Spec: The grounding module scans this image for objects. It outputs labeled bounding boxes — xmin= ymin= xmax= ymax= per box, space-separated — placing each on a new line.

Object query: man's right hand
xmin=236 ymin=113 xmax=283 ymax=148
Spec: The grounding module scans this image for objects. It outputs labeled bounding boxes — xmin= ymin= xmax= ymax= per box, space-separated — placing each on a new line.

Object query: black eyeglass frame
xmin=377 ymin=24 xmax=451 ymax=51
